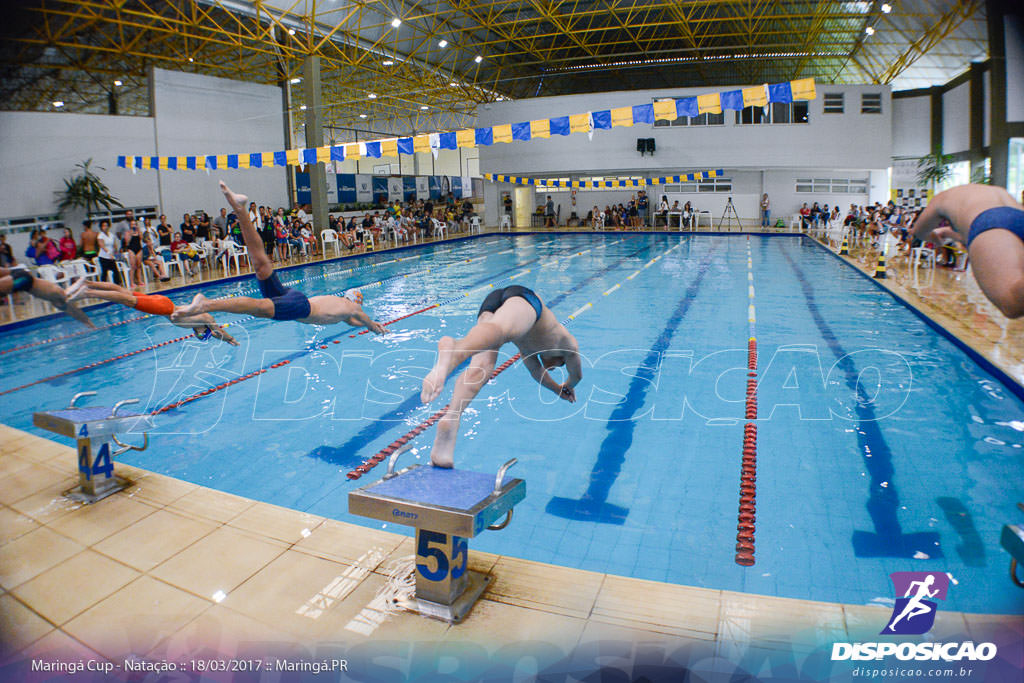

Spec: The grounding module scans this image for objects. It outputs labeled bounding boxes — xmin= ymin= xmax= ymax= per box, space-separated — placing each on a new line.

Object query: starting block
xmin=33 ymin=392 xmax=151 ymax=504
xmin=348 ymin=449 xmax=525 ymax=623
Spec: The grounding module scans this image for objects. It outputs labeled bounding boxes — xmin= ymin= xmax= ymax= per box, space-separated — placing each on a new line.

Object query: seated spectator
xmin=799 ymin=203 xmax=811 ymax=230
xmin=27 ymin=229 xmax=59 ymax=265
xmin=170 ymin=232 xmax=202 ymax=277
xmin=0 ymin=234 xmax=16 ymax=267
xmin=683 ymin=201 xmax=695 ymax=230
xmin=141 ymin=233 xmax=170 ymax=282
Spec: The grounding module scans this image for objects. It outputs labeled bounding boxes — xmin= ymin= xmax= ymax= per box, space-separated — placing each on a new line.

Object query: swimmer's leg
xmin=219 ymin=181 xmax=273 ymax=280
xmin=172 ymin=292 xmax=274 ymax=319
xmin=421 ymin=301 xmax=535 ymax=402
xmin=431 ymin=349 xmax=498 ymax=467
xmin=968 ymin=230 xmax=1024 ymax=318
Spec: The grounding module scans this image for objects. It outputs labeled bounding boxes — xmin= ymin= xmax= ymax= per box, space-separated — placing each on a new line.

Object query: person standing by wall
xmin=97 ymin=219 xmax=123 ymax=285
xmin=545 ymin=195 xmax=556 ymax=228
xmin=760 ymin=193 xmax=771 ymax=228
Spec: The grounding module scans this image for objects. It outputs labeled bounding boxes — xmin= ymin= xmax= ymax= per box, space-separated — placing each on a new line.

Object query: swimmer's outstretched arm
xmin=25 ymin=276 xmax=95 ymax=328
xmin=347 ymin=307 xmax=387 ymax=334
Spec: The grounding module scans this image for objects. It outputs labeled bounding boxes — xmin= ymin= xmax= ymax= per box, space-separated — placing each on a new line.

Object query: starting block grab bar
xmin=349 ymin=452 xmax=526 ymax=623
xmin=33 ymin=393 xmax=152 ymax=504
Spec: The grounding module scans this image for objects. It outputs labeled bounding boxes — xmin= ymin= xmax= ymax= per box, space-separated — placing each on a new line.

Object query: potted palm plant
xmin=916 ymin=148 xmax=954 ymax=193
xmin=55 ymin=159 xmax=123 ymax=219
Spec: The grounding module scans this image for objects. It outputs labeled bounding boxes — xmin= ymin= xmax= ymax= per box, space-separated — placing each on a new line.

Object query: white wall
xmin=150 ymin=68 xmax=287 ymax=221
xmin=475 ymin=84 xmax=892 ymax=175
xmin=892 ymin=95 xmax=931 ymax=158
xmin=1006 ymin=15 xmax=1024 ymax=122
xmin=943 ymin=81 xmax=971 ymax=154
xmin=0 ymin=111 xmax=158 ymax=219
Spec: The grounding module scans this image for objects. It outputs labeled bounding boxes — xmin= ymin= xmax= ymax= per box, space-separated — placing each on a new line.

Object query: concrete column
xmin=987 ymin=0 xmax=1009 ymax=187
xmin=969 ymin=62 xmax=986 ymax=176
xmin=303 ymin=55 xmax=328 ymax=233
xmin=929 ymin=86 xmax=944 ymax=153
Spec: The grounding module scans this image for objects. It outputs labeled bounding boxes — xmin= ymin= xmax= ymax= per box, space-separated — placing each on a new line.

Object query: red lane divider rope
xmin=346 ymin=354 xmax=522 ymax=480
xmin=149 ymin=360 xmax=292 ymax=415
xmin=0 ymin=333 xmax=193 ymax=397
xmin=0 ymin=314 xmax=151 ymax=355
xmin=736 ymin=237 xmax=758 ymax=567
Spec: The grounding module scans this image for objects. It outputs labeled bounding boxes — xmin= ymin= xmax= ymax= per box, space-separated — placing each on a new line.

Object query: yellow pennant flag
xmin=742 ymin=85 xmax=768 ymax=108
xmin=413 ymin=135 xmax=431 ymax=153
xmin=652 ymin=100 xmax=677 ymax=121
xmin=697 ymin=93 xmax=721 ymax=114
xmin=315 ymin=146 xmax=330 ymax=163
xmin=456 ymin=129 xmax=476 ymax=148
xmin=262 ymin=152 xmax=275 ymax=166
xmin=791 ymin=78 xmax=817 ymax=101
xmin=177 ymin=156 xmax=188 ymax=170
xmin=344 ymin=144 xmax=361 ymax=160
xmin=611 ymin=106 xmax=634 ymax=127
xmin=492 ymin=124 xmax=513 ymax=143
xmin=381 ymin=139 xmax=398 ymax=157
xmin=569 ymin=113 xmax=591 ymax=133
xmin=158 ymin=157 xmax=169 ymax=170
xmin=285 ymin=149 xmax=299 ymax=165
xmin=216 ymin=154 xmax=229 ymax=168
xmin=238 ymin=155 xmax=250 ymax=169
xmin=530 ymin=119 xmax=550 ymax=138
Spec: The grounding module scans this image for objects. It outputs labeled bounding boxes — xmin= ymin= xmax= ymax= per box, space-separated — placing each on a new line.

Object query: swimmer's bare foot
xmin=219 ymin=181 xmax=248 ymax=212
xmin=421 ymin=335 xmax=455 ymax=403
xmin=171 ymin=293 xmax=209 ymax=320
xmin=430 ymin=413 xmax=457 ymax=468
xmin=66 ymin=278 xmax=89 ymax=301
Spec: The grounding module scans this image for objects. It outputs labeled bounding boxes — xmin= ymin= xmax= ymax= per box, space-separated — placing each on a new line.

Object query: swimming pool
xmin=3 ymin=233 xmax=1022 ymax=615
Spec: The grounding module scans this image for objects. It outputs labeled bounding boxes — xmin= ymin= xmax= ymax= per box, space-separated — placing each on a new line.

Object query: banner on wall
xmin=415 ymin=176 xmax=430 ymax=200
xmin=371 ymin=176 xmax=388 ymax=204
xmin=338 ymin=173 xmax=357 ymax=203
xmin=117 ymin=79 xmax=816 ymax=172
xmin=428 ymin=176 xmax=441 ymax=200
xmin=461 ymin=176 xmax=473 ymax=198
xmin=387 ymin=177 xmax=405 ymax=202
xmin=296 ymin=172 xmax=311 ymax=205
xmin=355 ymin=175 xmax=373 ymax=203
xmin=403 ymin=177 xmax=417 ymax=201
xmin=451 ymin=176 xmax=463 ymax=199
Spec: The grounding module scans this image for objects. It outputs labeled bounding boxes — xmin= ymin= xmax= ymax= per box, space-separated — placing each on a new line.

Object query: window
xmin=861 ymin=92 xmax=882 ymax=114
xmin=823 ymin=93 xmax=844 ymax=113
xmin=734 ymin=102 xmax=808 ymax=125
xmin=795 ymin=178 xmax=868 ymax=194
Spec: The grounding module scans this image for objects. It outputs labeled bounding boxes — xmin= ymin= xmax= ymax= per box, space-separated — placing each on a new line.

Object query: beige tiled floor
xmin=0 ymin=425 xmax=1018 ymax=672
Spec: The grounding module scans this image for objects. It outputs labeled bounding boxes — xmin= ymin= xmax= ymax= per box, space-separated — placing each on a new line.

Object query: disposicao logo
xmin=830 ymin=572 xmax=997 ymax=662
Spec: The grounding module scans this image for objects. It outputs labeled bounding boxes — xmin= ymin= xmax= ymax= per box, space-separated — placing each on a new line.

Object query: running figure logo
xmin=881 ymin=572 xmax=950 ymax=635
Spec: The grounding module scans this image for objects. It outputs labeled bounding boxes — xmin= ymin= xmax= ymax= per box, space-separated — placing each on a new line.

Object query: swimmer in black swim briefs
xmin=0 ymin=267 xmax=94 ymax=328
xmin=172 ymin=181 xmax=387 ymax=332
xmin=909 ymin=184 xmax=1024 ymax=318
xmin=421 ymin=283 xmax=583 ymax=468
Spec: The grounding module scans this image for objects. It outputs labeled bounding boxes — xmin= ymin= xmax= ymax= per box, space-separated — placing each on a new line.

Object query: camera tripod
xmin=717 ymin=196 xmax=741 ymax=231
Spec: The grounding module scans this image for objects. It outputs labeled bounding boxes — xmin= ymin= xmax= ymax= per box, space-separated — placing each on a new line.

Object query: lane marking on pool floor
xmin=346 ymin=238 xmax=685 ymax=480
xmin=736 ymin=236 xmax=758 ymax=567
xmin=150 ymin=238 xmax=629 ymax=417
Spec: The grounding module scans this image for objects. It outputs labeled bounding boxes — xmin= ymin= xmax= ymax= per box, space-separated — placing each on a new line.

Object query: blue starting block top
xmin=369 ymin=466 xmax=513 ymax=511
xmin=349 ymin=464 xmax=526 ymax=538
xmin=33 ymin=405 xmax=151 ymax=439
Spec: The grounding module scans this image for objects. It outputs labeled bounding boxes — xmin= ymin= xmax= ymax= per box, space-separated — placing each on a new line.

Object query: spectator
xmin=156 ymin=216 xmax=172 ymax=247
xmin=0 ymin=234 xmax=16 ymax=267
xmin=212 ymin=208 xmax=228 ymax=236
xmin=141 ymin=233 xmax=170 ymax=282
xmin=683 ymin=201 xmax=695 ymax=230
xmin=760 ymin=193 xmax=770 ymax=228
xmin=27 ymin=229 xmax=59 ymax=266
xmin=545 ymin=195 xmax=555 ymax=228
xmin=659 ymin=195 xmax=669 ymax=227
xmin=799 ymin=203 xmax=812 ymax=230
xmin=637 ymin=191 xmax=649 ymax=228
xmin=181 ymin=216 xmax=197 ymax=244
xmin=97 ymin=219 xmax=123 ymax=284
xmin=170 ymin=231 xmax=201 ymax=277
xmin=59 ymin=227 xmax=78 ymax=261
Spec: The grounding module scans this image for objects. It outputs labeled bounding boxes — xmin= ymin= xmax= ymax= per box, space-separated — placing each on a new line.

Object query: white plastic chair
xmin=36 ymin=264 xmax=69 ymax=288
xmin=790 ymin=214 xmax=801 ymax=232
xmin=499 ymin=214 xmax=512 ymax=231
xmin=469 ymin=216 xmax=482 ymax=234
xmin=61 ymin=259 xmax=99 ymax=284
xmin=321 ymin=228 xmax=340 ymax=256
xmin=221 ymin=242 xmax=250 ymax=275
xmin=431 ymin=219 xmax=448 ymax=240
xmin=911 ymin=247 xmax=936 ymax=270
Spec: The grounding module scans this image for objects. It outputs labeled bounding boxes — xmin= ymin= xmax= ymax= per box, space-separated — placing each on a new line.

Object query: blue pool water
xmin=3 ymin=233 xmax=1022 ymax=615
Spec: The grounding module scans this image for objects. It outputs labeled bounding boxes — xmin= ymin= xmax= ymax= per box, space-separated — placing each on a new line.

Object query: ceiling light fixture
xmin=450 ymin=81 xmax=459 ymax=86
xmin=359 ymin=114 xmax=368 ymax=119
xmin=290 ymin=77 xmax=301 ymax=84
xmin=53 ymin=100 xmax=64 ymax=107
xmin=368 ymin=93 xmax=377 ymax=99
xmin=865 ymin=26 xmax=875 ymax=35
xmin=474 ymin=55 xmax=483 ymax=63
xmin=420 ymin=105 xmax=429 ymax=110
xmin=881 ymin=3 xmax=892 ymax=13
xmin=391 ymin=18 xmax=401 ymax=28
xmin=188 ymin=57 xmax=194 ymax=62
xmin=299 ymin=105 xmax=307 ymax=110
xmin=113 ymin=79 xmax=122 ymax=86
xmin=438 ymin=39 xmax=448 ymax=48
xmin=382 ymin=60 xmax=394 ymax=65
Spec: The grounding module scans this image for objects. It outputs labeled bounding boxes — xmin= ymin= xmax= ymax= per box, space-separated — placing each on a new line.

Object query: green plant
xmin=916 ymin=149 xmax=954 ymax=188
xmin=55 ymin=159 xmax=123 ymax=216
xmin=970 ymin=166 xmax=992 ymax=185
